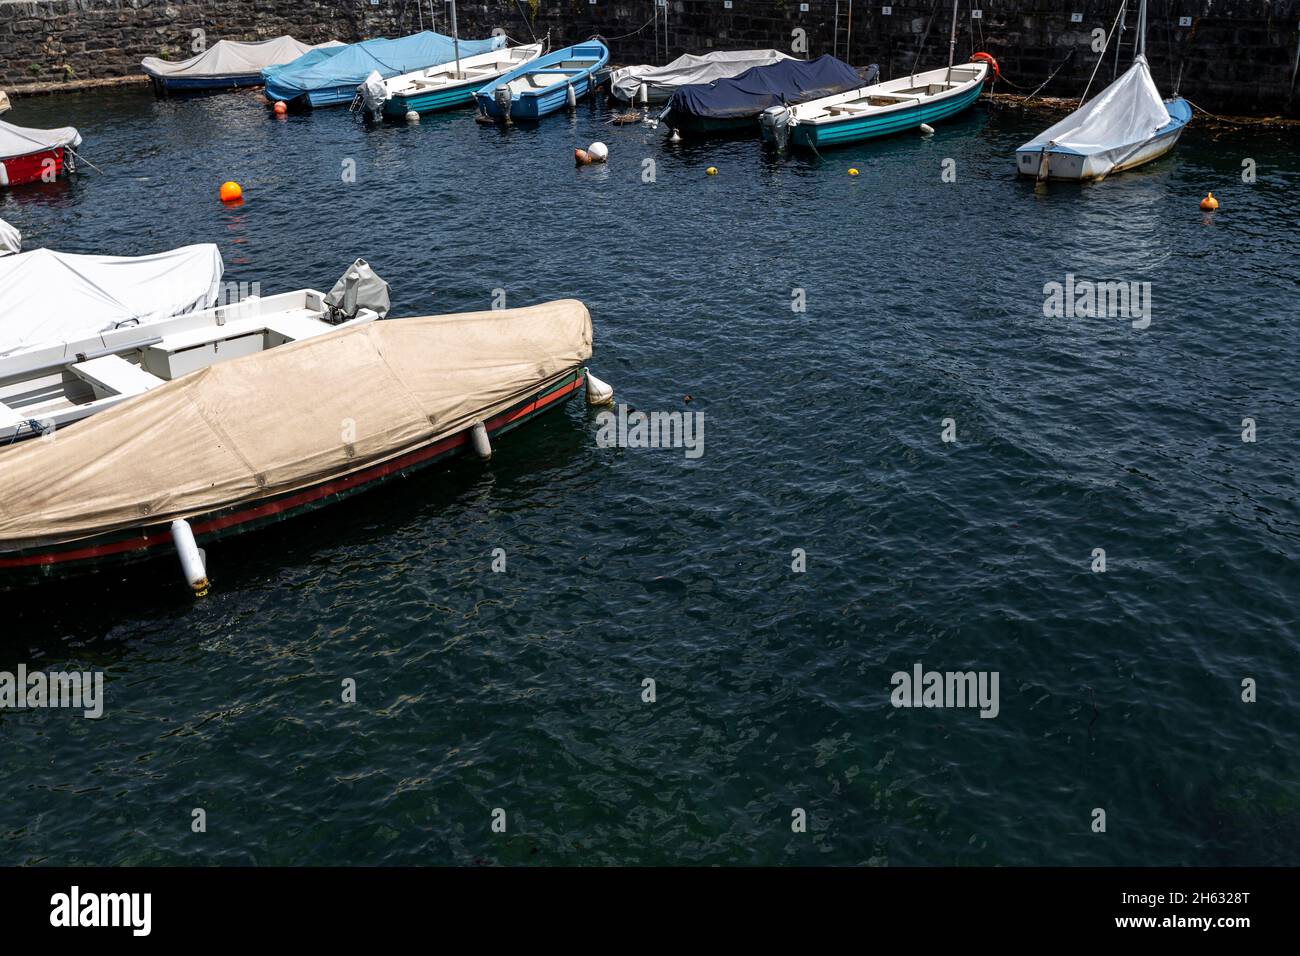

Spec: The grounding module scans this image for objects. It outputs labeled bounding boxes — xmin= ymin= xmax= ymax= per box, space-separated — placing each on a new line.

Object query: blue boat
xmin=473 ymin=41 xmax=609 ymax=122
xmin=759 ymin=60 xmax=990 ymax=150
xmin=262 ymin=31 xmax=505 ymax=108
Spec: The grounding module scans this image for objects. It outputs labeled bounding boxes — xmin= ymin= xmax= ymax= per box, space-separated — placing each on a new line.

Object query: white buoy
xmin=566 ymin=82 xmax=577 ymax=108
xmin=470 ymin=421 xmax=492 ymax=460
xmin=585 ymin=370 xmax=614 ymax=406
xmin=170 ymin=518 xmax=209 ymax=596
xmin=638 ymin=82 xmax=649 ymax=106
xmin=588 ymin=141 xmax=608 ymax=163
xmin=406 ymin=110 xmax=420 ymax=123
xmin=919 ymin=123 xmax=935 ymax=135
xmin=669 ymin=128 xmax=682 ymax=143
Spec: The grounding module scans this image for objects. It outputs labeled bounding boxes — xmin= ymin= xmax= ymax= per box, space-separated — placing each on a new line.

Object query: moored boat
xmin=141 ymin=36 xmax=344 ymax=94
xmin=262 ymin=30 xmax=505 ymax=108
xmin=0 ymin=218 xmax=18 ymax=256
xmin=0 ymin=92 xmax=9 ymax=115
xmin=760 ymin=59 xmax=990 ymax=150
xmin=0 ymin=118 xmax=82 ymax=188
xmin=1015 ymin=0 xmax=1189 ymax=181
xmin=371 ymin=42 xmax=544 ymax=118
xmin=473 ymin=41 xmax=609 ymax=122
xmin=0 ymin=257 xmax=389 ymax=442
xmin=610 ymin=49 xmax=793 ymax=105
xmin=658 ymin=55 xmax=867 ymax=136
xmin=0 ymin=300 xmax=601 ymax=591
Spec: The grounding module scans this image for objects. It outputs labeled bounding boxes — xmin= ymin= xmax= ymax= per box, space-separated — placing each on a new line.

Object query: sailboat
xmin=1016 ymin=0 xmax=1190 ymax=181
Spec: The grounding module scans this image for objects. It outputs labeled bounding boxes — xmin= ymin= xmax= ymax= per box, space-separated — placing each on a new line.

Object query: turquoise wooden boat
xmin=381 ymin=42 xmax=543 ymax=118
xmin=473 ymin=41 xmax=609 ymax=121
xmin=759 ymin=60 xmax=991 ymax=151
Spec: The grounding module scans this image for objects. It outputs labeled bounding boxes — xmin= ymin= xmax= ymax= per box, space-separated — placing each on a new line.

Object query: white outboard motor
xmin=325 ymin=258 xmax=392 ymax=322
xmin=493 ymin=84 xmax=513 ymax=122
xmin=760 ymin=105 xmax=792 ymax=150
xmin=357 ymin=69 xmax=388 ymax=121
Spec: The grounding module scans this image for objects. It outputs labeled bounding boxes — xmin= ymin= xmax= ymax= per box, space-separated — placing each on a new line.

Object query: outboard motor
xmin=325 ymin=258 xmax=391 ymax=322
xmin=493 ymin=84 xmax=513 ymax=122
xmin=759 ymin=105 xmax=792 ymax=151
xmin=355 ymin=69 xmax=388 ymax=122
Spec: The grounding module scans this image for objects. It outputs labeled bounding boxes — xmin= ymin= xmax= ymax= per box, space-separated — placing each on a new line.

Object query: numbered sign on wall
xmin=725 ymin=0 xmax=733 ymax=7
xmin=1070 ymin=12 xmax=1082 ymax=22
xmin=882 ymin=5 xmax=892 ymax=14
xmin=1179 ymin=16 xmax=1192 ymax=26
xmin=971 ymin=9 xmax=982 ymax=18
xmin=800 ymin=2 xmax=810 ymax=10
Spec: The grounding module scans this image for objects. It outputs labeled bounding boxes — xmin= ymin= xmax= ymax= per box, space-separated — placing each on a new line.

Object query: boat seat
xmin=70 ymin=355 xmax=165 ymax=397
xmin=0 ymin=399 xmax=23 ymax=431
xmin=154 ymin=316 xmax=270 ymax=352
xmin=263 ymin=314 xmax=330 ymax=342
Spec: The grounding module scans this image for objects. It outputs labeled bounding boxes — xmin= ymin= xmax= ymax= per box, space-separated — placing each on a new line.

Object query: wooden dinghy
xmin=377 ymin=42 xmax=543 ymax=118
xmin=473 ymin=42 xmax=609 ymax=122
xmin=0 ymin=300 xmax=602 ymax=591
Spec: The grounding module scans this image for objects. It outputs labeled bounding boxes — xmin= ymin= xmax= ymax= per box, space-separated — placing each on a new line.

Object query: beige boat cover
xmin=0 ymin=300 xmax=592 ymax=548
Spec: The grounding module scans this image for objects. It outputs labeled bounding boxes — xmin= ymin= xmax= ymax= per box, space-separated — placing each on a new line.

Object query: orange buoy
xmin=1200 ymin=191 xmax=1219 ymax=211
xmin=574 ymin=148 xmax=592 ymax=166
xmin=219 ymin=181 xmax=243 ymax=203
xmin=272 ymin=100 xmax=287 ymax=115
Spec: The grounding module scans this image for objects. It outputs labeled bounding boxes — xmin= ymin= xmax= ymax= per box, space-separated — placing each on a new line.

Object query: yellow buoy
xmin=706 ymin=166 xmax=718 ymax=176
xmin=219 ymin=181 xmax=242 ymax=203
xmin=848 ymin=168 xmax=859 ymax=176
xmin=1199 ymin=191 xmax=1219 ymax=211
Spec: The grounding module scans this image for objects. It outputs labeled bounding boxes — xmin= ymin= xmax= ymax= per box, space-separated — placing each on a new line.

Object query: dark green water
xmin=1 ymin=87 xmax=1297 ymax=865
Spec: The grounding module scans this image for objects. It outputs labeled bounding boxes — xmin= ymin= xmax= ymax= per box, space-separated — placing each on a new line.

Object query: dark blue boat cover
xmin=667 ymin=55 xmax=868 ymax=119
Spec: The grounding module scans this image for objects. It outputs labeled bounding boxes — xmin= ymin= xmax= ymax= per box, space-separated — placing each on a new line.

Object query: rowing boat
xmin=473 ymin=41 xmax=610 ymax=122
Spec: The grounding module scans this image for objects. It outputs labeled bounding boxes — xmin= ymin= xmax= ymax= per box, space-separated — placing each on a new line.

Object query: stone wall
xmin=1 ymin=1 xmax=1298 ymax=115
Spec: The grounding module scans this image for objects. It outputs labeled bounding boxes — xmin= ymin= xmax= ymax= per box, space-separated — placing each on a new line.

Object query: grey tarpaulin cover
xmin=0 ymin=118 xmax=81 ymax=158
xmin=0 ymin=244 xmax=224 ymax=355
xmin=325 ymin=258 xmax=391 ymax=319
xmin=0 ymin=300 xmax=593 ymax=547
xmin=610 ymin=50 xmax=793 ymax=103
xmin=141 ymin=36 xmax=344 ymax=80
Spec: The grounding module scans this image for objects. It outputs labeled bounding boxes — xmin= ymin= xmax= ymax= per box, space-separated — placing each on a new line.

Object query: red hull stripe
xmin=1 ymin=148 xmax=66 ymax=187
xmin=0 ymin=373 xmax=583 ymax=569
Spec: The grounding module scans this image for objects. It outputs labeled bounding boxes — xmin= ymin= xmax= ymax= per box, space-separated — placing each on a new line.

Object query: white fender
xmin=170 ymin=519 xmax=209 ymax=595
xmin=470 ymin=421 xmax=492 ymax=460
xmin=585 ymin=370 xmax=614 ymax=406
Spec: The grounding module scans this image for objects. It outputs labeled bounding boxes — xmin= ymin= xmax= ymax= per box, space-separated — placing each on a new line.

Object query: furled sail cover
xmin=1020 ymin=56 xmax=1171 ymax=156
xmin=667 ymin=55 xmax=866 ymax=119
xmin=0 ymin=300 xmax=593 ymax=546
xmin=0 ymin=244 xmax=224 ymax=356
xmin=0 ymin=118 xmax=81 ymax=158
xmin=141 ymin=36 xmax=344 ymax=79
xmin=0 ymin=217 xmax=18 ymax=256
xmin=611 ymin=49 xmax=793 ymax=102
xmin=261 ymin=31 xmax=506 ymax=98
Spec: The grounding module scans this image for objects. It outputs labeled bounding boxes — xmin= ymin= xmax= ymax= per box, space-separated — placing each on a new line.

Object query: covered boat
xmin=658 ymin=55 xmax=866 ymax=135
xmin=0 ymin=118 xmax=82 ymax=188
xmin=141 ymin=36 xmax=344 ymax=93
xmin=262 ymin=30 xmax=505 ymax=108
xmin=0 ymin=259 xmax=388 ymax=443
xmin=474 ymin=41 xmax=609 ymax=122
xmin=610 ymin=49 xmax=793 ymax=105
xmin=0 ymin=91 xmax=9 ymax=115
xmin=760 ymin=60 xmax=984 ymax=150
xmin=371 ymin=42 xmax=544 ymax=118
xmin=0 ymin=244 xmax=224 ymax=356
xmin=0 ymin=218 xmax=18 ymax=256
xmin=0 ymin=300 xmax=597 ymax=589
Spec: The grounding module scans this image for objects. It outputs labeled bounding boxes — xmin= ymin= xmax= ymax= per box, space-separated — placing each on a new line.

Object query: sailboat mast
xmin=946 ymin=0 xmax=960 ymax=81
xmin=1136 ymin=0 xmax=1147 ymax=59
xmin=450 ymin=0 xmax=462 ymax=77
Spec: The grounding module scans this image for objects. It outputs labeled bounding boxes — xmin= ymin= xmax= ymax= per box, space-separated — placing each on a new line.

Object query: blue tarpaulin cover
xmin=262 ymin=31 xmax=504 ymax=102
xmin=666 ymin=55 xmax=868 ymax=119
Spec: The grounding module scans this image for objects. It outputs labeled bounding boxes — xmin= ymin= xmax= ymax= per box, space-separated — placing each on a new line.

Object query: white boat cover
xmin=0 ymin=300 xmax=593 ymax=547
xmin=0 ymin=118 xmax=82 ymax=159
xmin=0 ymin=218 xmax=18 ymax=256
xmin=0 ymin=91 xmax=10 ymax=115
xmin=610 ymin=49 xmax=793 ymax=102
xmin=141 ymin=36 xmax=344 ymax=79
xmin=0 ymin=244 xmax=224 ymax=356
xmin=1021 ymin=56 xmax=1170 ymax=160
